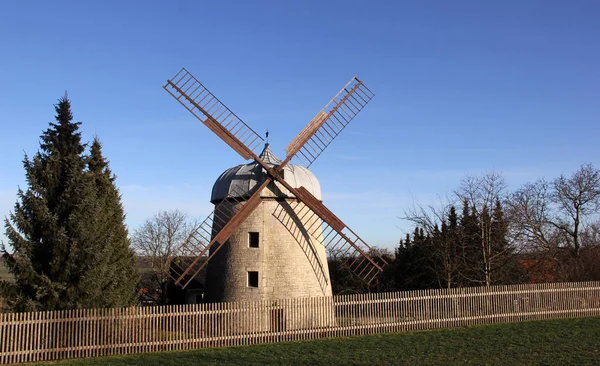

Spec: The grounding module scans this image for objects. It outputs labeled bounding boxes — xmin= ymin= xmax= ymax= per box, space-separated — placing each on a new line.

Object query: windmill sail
xmin=283 ymin=76 xmax=375 ymax=168
xmin=164 ymin=68 xmax=264 ymax=160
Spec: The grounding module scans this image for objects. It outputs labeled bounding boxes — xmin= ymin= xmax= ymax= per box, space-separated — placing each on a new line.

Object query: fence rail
xmin=1 ymin=282 xmax=599 ymax=364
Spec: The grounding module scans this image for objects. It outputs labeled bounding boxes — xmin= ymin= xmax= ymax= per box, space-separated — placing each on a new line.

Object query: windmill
xmin=163 ymin=68 xmax=388 ymax=304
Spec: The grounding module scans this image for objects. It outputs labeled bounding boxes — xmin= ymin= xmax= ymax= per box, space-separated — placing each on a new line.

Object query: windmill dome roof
xmin=211 ymin=144 xmax=322 ymax=203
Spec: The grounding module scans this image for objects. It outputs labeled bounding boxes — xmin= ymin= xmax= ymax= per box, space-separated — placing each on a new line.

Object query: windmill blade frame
xmin=279 ymin=76 xmax=375 ymax=169
xmin=164 ymin=68 xmax=265 ymax=161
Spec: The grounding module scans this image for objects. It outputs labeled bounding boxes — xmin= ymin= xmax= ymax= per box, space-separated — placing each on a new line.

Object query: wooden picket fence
xmin=1 ymin=281 xmax=599 ymax=364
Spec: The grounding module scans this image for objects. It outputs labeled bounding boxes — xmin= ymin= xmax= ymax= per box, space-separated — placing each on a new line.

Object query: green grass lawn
xmin=45 ymin=316 xmax=600 ymax=365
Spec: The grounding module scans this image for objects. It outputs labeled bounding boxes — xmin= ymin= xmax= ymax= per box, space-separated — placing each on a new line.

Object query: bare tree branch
xmin=131 ymin=210 xmax=199 ymax=305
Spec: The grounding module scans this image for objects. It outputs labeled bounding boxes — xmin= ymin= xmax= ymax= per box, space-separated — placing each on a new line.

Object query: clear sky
xmin=1 ymin=0 xmax=599 ymax=251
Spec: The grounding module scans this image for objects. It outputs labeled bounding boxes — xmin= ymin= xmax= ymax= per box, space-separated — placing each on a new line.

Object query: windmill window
xmin=248 ymin=271 xmax=259 ymax=288
xmin=249 ymin=232 xmax=259 ymax=248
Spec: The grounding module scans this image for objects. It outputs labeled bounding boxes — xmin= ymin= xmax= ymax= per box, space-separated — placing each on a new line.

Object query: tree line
xmin=330 ymin=167 xmax=600 ymax=294
xmin=2 ymin=96 xmax=599 ymax=310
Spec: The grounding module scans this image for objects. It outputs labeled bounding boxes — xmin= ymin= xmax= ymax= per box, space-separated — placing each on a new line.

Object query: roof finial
xmin=266 ymin=130 xmax=269 ymax=144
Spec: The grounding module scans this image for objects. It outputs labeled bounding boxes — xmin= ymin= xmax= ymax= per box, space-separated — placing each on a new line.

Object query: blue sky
xmin=1 ymin=0 xmax=599 ymax=250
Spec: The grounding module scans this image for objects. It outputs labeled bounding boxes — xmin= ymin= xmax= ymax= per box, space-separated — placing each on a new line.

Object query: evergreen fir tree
xmin=448 ymin=206 xmax=458 ymax=230
xmin=1 ymin=96 xmax=90 ymax=311
xmin=81 ymin=138 xmax=139 ymax=307
xmin=446 ymin=205 xmax=463 ymax=286
xmin=459 ymin=200 xmax=483 ymax=286
xmin=394 ymin=227 xmax=437 ymax=290
xmin=489 ymin=198 xmax=520 ymax=284
xmin=490 ymin=199 xmax=508 ymax=254
xmin=1 ymin=96 xmax=138 ymax=311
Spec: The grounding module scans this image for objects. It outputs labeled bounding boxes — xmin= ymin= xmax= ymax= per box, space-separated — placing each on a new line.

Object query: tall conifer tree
xmin=459 ymin=200 xmax=483 ymax=284
xmin=1 ymin=96 xmax=138 ymax=311
xmin=81 ymin=138 xmax=139 ymax=307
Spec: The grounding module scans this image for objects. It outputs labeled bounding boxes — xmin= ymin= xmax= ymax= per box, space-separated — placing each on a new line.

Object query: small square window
xmin=249 ymin=232 xmax=259 ymax=248
xmin=248 ymin=271 xmax=259 ymax=288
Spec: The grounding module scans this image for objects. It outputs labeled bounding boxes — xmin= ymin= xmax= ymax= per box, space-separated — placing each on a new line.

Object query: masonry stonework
xmin=205 ymin=176 xmax=334 ymax=331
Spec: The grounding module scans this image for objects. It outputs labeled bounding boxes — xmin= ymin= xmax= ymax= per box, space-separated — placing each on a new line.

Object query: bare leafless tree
xmin=403 ymin=200 xmax=451 ymax=233
xmin=506 ymin=179 xmax=558 ymax=251
xmin=507 ymin=164 xmax=600 ymax=257
xmin=551 ymin=163 xmax=600 ymax=256
xmin=131 ymin=210 xmax=198 ymax=305
xmin=580 ymin=220 xmax=600 ymax=248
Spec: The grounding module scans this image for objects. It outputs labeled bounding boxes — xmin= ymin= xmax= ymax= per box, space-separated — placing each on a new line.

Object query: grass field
xmin=44 ymin=316 xmax=600 ymax=365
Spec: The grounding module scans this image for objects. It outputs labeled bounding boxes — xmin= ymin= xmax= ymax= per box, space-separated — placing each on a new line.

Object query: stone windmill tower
xmin=206 ymin=143 xmax=330 ymax=303
xmin=163 ymin=68 xmax=388 ymax=306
